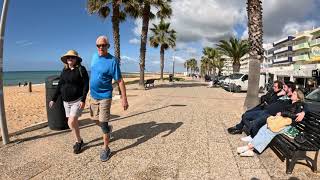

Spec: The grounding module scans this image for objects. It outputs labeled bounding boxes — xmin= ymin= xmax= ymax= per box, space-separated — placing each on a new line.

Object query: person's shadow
xmin=85 ymin=121 xmax=183 ymax=155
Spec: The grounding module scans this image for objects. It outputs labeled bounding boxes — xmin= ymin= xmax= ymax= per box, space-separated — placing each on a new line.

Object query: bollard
xmin=28 ymin=82 xmax=32 ymax=92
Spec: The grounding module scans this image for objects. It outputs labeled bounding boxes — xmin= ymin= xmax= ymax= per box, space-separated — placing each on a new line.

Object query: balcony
xmin=310 ymin=39 xmax=320 ymax=47
xmin=273 ymin=36 xmax=295 ymax=46
xmin=293 ymin=42 xmax=310 ymax=51
xmin=292 ymin=54 xmax=310 ymax=61
xmin=273 ymin=56 xmax=292 ymax=64
xmin=274 ymin=46 xmax=292 ymax=54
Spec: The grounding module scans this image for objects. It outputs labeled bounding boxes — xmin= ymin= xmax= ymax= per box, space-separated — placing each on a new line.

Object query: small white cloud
xmin=121 ymin=55 xmax=138 ymax=63
xmin=129 ymin=38 xmax=140 ymax=45
xmin=15 ymin=40 xmax=34 ymax=47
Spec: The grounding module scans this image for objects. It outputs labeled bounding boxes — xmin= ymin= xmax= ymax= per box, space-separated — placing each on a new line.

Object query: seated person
xmin=237 ymin=89 xmax=305 ymax=157
xmin=240 ymin=82 xmax=300 ymax=141
xmin=227 ymin=80 xmax=284 ymax=134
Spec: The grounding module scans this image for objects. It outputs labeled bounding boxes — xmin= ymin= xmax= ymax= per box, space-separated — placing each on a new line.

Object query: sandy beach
xmin=3 ymin=73 xmax=186 ymax=133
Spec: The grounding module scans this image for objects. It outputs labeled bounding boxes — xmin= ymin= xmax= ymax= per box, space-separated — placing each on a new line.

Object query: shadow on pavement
xmin=154 ymin=83 xmax=207 ymax=89
xmin=84 ymin=121 xmax=183 ymax=155
xmin=12 ymin=115 xmax=120 ymax=144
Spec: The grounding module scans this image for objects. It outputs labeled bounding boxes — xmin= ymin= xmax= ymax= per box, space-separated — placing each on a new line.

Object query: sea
xmin=3 ymin=71 xmax=141 ymax=86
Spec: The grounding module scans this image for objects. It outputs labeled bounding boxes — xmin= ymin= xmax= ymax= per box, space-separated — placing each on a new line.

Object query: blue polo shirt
xmin=90 ymin=53 xmax=122 ymax=100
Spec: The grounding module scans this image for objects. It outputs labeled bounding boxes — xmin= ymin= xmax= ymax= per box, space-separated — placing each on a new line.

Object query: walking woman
xmin=49 ymin=50 xmax=89 ymax=154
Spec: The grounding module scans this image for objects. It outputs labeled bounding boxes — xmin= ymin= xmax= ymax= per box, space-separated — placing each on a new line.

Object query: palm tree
xmin=188 ymin=58 xmax=198 ymax=74
xmin=217 ymin=37 xmax=249 ymax=73
xmin=149 ymin=19 xmax=176 ymax=81
xmin=244 ymin=0 xmax=264 ymax=109
xmin=216 ymin=57 xmax=225 ymax=77
xmin=87 ymin=0 xmax=127 ymax=60
xmin=200 ymin=56 xmax=210 ymax=76
xmin=125 ymin=0 xmax=172 ymax=88
xmin=203 ymin=47 xmax=220 ymax=79
xmin=184 ymin=61 xmax=189 ymax=74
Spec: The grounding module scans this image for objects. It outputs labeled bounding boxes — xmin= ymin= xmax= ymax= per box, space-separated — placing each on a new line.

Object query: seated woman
xmin=236 ymin=89 xmax=305 ymax=157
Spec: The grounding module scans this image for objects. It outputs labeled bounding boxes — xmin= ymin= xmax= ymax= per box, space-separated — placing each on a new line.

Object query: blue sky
xmin=1 ymin=0 xmax=319 ymax=72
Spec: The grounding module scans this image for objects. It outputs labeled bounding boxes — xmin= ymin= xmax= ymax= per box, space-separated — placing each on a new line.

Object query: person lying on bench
xmin=236 ymin=89 xmax=305 ymax=157
xmin=227 ymin=80 xmax=284 ymax=135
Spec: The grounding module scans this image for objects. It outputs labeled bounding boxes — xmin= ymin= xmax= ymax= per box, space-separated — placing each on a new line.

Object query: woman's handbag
xmin=267 ymin=115 xmax=292 ymax=133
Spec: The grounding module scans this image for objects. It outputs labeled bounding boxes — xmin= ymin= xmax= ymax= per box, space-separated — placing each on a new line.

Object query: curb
xmin=0 ymin=121 xmax=48 ymax=141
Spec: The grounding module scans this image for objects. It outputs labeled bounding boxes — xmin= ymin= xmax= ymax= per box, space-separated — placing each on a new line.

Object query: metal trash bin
xmin=45 ymin=75 xmax=68 ymax=130
xmin=169 ymin=74 xmax=173 ymax=82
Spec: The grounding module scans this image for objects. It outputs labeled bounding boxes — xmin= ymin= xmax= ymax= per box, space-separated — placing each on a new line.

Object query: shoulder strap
xmin=78 ymin=65 xmax=83 ymax=78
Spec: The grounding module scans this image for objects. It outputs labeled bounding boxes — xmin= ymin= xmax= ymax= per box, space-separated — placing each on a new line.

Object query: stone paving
xmin=0 ymin=81 xmax=320 ymax=180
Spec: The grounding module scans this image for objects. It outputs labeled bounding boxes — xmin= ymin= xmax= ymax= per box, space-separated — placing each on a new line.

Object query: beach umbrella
xmin=0 ymin=0 xmax=10 ymax=145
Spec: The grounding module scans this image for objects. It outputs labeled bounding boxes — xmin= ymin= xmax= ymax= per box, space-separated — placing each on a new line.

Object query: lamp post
xmin=0 ymin=0 xmax=10 ymax=145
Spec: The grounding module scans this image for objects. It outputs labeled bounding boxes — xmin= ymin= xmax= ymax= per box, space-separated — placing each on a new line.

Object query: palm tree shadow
xmin=84 ymin=121 xmax=183 ymax=155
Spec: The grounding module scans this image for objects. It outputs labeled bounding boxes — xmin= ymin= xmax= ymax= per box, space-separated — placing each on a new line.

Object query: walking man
xmin=90 ymin=35 xmax=129 ymax=161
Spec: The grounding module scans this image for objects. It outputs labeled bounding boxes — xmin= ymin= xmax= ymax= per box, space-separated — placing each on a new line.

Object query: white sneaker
xmin=237 ymin=146 xmax=249 ymax=154
xmin=240 ymin=149 xmax=254 ymax=157
xmin=241 ymin=136 xmax=253 ymax=142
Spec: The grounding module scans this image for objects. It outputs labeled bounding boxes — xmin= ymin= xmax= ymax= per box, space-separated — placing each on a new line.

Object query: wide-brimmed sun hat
xmin=61 ymin=50 xmax=82 ymax=64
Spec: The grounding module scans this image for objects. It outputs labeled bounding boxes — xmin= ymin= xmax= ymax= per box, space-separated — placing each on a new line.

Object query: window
xmin=306 ymin=88 xmax=320 ymax=102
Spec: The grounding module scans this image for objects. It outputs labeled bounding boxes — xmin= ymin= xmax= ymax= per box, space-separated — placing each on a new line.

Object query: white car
xmin=224 ymin=73 xmax=266 ymax=92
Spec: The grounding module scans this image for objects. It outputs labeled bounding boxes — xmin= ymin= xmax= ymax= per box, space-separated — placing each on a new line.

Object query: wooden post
xmin=28 ymin=82 xmax=32 ymax=92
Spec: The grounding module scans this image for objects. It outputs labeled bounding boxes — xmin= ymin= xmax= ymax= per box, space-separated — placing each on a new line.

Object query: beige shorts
xmin=63 ymin=98 xmax=83 ymax=118
xmin=90 ymin=98 xmax=112 ymax=122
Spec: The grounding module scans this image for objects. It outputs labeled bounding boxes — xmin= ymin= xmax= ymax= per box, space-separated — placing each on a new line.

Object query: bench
xmin=144 ymin=79 xmax=155 ymax=88
xmin=269 ymin=111 xmax=320 ymax=174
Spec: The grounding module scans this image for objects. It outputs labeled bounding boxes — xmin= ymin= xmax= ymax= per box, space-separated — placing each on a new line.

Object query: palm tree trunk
xmin=233 ymin=61 xmax=241 ymax=73
xmin=160 ymin=45 xmax=165 ymax=81
xmin=112 ymin=0 xmax=120 ymax=60
xmin=112 ymin=0 xmax=121 ymax=95
xmin=0 ymin=0 xmax=9 ymax=145
xmin=244 ymin=0 xmax=263 ymax=109
xmin=139 ymin=2 xmax=150 ymax=88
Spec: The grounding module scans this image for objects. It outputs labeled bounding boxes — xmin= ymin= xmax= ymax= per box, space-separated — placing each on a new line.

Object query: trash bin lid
xmin=46 ymin=75 xmax=60 ymax=88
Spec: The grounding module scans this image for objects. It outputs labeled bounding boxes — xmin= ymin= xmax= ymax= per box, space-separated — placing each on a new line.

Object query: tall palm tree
xmin=200 ymin=56 xmax=210 ymax=76
xmin=125 ymin=0 xmax=172 ymax=88
xmin=216 ymin=57 xmax=225 ymax=77
xmin=217 ymin=37 xmax=249 ymax=73
xmin=184 ymin=61 xmax=189 ymax=73
xmin=87 ymin=0 xmax=127 ymax=60
xmin=203 ymin=47 xmax=220 ymax=79
xmin=188 ymin=58 xmax=198 ymax=74
xmin=244 ymin=0 xmax=264 ymax=109
xmin=149 ymin=19 xmax=176 ymax=81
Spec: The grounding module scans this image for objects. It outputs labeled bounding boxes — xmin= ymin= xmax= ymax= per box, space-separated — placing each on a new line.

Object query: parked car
xmin=304 ymin=87 xmax=320 ymax=113
xmin=223 ymin=73 xmax=266 ymax=93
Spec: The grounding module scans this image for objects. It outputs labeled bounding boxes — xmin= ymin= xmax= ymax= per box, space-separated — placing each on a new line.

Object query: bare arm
xmin=118 ymin=78 xmax=129 ymax=110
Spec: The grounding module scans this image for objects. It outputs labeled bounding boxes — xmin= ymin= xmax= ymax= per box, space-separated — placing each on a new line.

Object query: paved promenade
xmin=1 ymin=81 xmax=319 ymax=179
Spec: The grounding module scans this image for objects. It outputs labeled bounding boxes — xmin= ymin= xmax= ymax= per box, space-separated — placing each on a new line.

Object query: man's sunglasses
xmin=96 ymin=44 xmax=108 ymax=48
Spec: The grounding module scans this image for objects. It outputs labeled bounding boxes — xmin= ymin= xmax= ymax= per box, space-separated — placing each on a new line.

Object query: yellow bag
xmin=267 ymin=115 xmax=292 ymax=132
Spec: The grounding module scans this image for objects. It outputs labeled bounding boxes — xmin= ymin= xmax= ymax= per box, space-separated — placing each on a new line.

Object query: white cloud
xmin=131 ymin=0 xmax=320 ymax=49
xmin=129 ymin=38 xmax=140 ymax=44
xmin=15 ymin=40 xmax=34 ymax=47
xmin=121 ymin=55 xmax=138 ymax=63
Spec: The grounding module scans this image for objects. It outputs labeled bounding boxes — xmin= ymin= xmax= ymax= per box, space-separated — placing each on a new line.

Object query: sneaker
xmin=240 ymin=149 xmax=254 ymax=157
xmin=241 ymin=136 xmax=253 ymax=142
xmin=237 ymin=145 xmax=249 ymax=154
xmin=73 ymin=139 xmax=84 ymax=154
xmin=227 ymin=126 xmax=243 ymax=134
xmin=100 ymin=148 xmax=111 ymax=162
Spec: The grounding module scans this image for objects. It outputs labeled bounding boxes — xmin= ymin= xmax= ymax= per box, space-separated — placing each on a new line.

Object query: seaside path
xmin=0 ymin=81 xmax=319 ymax=179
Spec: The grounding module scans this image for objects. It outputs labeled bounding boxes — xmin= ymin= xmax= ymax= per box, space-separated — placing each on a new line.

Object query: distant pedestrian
xmin=18 ymin=82 xmax=21 ymax=87
xmin=90 ymin=36 xmax=129 ymax=161
xmin=49 ymin=50 xmax=89 ymax=154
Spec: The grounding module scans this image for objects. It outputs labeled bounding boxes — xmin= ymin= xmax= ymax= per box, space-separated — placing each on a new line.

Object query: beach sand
xmin=3 ymin=73 xmax=186 ymax=133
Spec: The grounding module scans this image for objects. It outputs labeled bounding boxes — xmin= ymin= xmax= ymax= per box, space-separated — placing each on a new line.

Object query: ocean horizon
xmin=2 ymin=71 xmax=168 ymax=86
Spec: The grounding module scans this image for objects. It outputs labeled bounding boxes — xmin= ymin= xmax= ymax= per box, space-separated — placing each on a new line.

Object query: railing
xmin=273 ymin=56 xmax=292 ymax=64
xmin=274 ymin=46 xmax=292 ymax=54
xmin=292 ymin=54 xmax=310 ymax=61
xmin=310 ymin=39 xmax=320 ymax=46
xmin=293 ymin=42 xmax=310 ymax=51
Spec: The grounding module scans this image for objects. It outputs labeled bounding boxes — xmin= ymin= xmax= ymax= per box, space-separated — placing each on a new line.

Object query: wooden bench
xmin=144 ymin=79 xmax=155 ymax=89
xmin=269 ymin=111 xmax=320 ymax=174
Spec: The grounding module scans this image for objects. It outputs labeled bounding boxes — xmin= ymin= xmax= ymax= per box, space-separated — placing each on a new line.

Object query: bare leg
xmin=68 ymin=116 xmax=81 ymax=142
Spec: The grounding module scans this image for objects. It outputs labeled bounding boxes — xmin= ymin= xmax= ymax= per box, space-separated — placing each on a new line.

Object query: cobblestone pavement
xmin=1 ymin=82 xmax=319 ymax=180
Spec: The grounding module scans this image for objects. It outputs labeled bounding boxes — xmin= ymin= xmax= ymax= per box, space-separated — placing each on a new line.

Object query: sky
xmin=1 ymin=0 xmax=320 ymax=72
